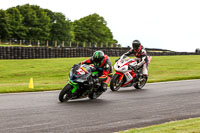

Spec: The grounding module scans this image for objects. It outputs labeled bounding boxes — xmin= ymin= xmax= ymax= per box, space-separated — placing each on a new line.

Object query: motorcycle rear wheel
xmin=88 ymin=91 xmax=103 ymax=99
xmin=134 ymin=76 xmax=147 ymax=89
xmin=110 ymin=74 xmax=122 ymax=91
xmin=59 ymin=84 xmax=72 ymax=102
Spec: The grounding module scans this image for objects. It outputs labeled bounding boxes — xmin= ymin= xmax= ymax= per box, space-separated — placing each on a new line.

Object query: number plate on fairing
xmin=125 ymin=71 xmax=133 ymax=81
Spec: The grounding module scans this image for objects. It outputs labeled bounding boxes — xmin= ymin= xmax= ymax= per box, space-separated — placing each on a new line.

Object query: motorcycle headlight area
xmin=75 ymin=79 xmax=85 ymax=83
xmin=120 ymin=59 xmax=124 ymax=63
xmin=121 ymin=67 xmax=126 ymax=71
xmin=75 ymin=75 xmax=89 ymax=83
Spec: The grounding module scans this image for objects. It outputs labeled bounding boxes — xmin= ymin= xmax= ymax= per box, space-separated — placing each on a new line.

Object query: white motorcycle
xmin=110 ymin=55 xmax=152 ymax=91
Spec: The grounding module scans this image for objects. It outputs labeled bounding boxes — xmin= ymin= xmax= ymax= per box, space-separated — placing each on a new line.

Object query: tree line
xmin=0 ymin=4 xmax=118 ymax=47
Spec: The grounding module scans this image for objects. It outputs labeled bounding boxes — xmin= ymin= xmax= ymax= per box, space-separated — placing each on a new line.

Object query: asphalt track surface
xmin=0 ymin=79 xmax=200 ymax=133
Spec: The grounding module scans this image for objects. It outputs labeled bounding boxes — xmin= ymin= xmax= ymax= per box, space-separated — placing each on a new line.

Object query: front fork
xmin=115 ymin=71 xmax=137 ymax=86
xmin=115 ymin=72 xmax=124 ymax=83
xmin=68 ymin=79 xmax=78 ymax=94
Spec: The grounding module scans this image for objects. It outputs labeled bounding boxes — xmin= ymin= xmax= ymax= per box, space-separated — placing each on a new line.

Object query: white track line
xmin=147 ymin=79 xmax=200 ymax=85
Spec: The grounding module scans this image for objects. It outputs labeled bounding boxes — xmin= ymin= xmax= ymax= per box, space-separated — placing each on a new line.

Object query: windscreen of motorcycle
xmin=72 ymin=64 xmax=91 ymax=78
xmin=129 ymin=61 xmax=137 ymax=66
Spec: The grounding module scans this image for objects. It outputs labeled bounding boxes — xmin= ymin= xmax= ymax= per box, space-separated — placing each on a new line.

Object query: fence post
xmin=69 ymin=41 xmax=72 ymax=47
xmin=37 ymin=40 xmax=40 ymax=47
xmin=9 ymin=40 xmax=12 ymax=46
xmin=77 ymin=42 xmax=79 ymax=47
xmin=20 ymin=40 xmax=22 ymax=46
xmin=62 ymin=41 xmax=64 ymax=47
xmin=46 ymin=40 xmax=49 ymax=47
xmin=29 ymin=40 xmax=32 ymax=46
xmin=55 ymin=40 xmax=57 ymax=47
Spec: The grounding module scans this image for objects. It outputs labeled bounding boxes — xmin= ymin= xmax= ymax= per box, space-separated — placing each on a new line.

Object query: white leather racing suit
xmin=124 ymin=45 xmax=148 ymax=76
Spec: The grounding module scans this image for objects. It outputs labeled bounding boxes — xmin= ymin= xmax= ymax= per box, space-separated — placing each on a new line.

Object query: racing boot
xmin=93 ymin=78 xmax=101 ymax=92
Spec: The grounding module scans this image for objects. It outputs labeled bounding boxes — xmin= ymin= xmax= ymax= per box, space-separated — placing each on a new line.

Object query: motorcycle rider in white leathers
xmin=123 ymin=40 xmax=149 ymax=78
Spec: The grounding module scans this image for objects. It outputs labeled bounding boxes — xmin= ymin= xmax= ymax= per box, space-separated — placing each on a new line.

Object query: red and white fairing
xmin=114 ymin=55 xmax=137 ymax=86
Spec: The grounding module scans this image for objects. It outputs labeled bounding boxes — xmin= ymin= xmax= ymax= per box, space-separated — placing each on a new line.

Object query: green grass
xmin=0 ymin=43 xmax=65 ymax=47
xmin=0 ymin=57 xmax=88 ymax=93
xmin=0 ymin=55 xmax=200 ymax=93
xmin=0 ymin=43 xmax=31 ymax=47
xmin=148 ymin=55 xmax=200 ymax=82
xmin=120 ymin=117 xmax=200 ymax=133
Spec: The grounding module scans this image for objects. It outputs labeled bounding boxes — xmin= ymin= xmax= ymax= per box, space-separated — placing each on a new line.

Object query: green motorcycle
xmin=59 ymin=64 xmax=104 ymax=102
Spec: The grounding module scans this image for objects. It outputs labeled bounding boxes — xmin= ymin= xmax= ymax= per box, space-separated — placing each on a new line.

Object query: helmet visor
xmin=133 ymin=44 xmax=139 ymax=50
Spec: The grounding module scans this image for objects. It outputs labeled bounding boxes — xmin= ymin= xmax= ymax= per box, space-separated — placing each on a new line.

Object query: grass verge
xmin=0 ymin=44 xmax=32 ymax=47
xmin=119 ymin=117 xmax=200 ymax=133
xmin=0 ymin=55 xmax=200 ymax=93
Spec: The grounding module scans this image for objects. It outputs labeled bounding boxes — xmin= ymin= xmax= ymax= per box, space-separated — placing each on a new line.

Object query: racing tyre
xmin=59 ymin=84 xmax=72 ymax=102
xmin=134 ymin=76 xmax=148 ymax=89
xmin=88 ymin=91 xmax=103 ymax=99
xmin=110 ymin=74 xmax=122 ymax=91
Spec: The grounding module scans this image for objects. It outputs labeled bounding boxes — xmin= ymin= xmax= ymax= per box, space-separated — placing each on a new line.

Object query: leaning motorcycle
xmin=110 ymin=55 xmax=152 ymax=91
xmin=59 ymin=64 xmax=107 ymax=102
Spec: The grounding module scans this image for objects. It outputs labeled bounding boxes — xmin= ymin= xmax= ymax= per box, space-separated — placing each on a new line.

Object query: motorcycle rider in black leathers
xmin=124 ymin=40 xmax=149 ymax=78
xmin=80 ymin=50 xmax=112 ymax=92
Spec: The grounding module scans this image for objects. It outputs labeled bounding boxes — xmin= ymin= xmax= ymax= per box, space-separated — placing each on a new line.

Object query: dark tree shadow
xmin=58 ymin=97 xmax=110 ymax=105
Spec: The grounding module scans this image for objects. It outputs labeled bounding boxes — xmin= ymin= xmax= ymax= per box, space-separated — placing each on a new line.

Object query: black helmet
xmin=92 ymin=51 xmax=105 ymax=66
xmin=132 ymin=40 xmax=141 ymax=50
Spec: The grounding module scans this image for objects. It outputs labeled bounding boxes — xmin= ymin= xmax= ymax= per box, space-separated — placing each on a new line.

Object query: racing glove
xmin=72 ymin=63 xmax=81 ymax=69
xmin=115 ymin=58 xmax=120 ymax=62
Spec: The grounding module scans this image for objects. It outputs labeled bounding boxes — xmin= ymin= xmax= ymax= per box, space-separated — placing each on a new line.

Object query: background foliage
xmin=0 ymin=4 xmax=117 ymax=47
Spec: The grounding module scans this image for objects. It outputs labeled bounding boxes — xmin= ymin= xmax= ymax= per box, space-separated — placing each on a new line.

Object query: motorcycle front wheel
xmin=59 ymin=84 xmax=72 ymax=102
xmin=110 ymin=74 xmax=122 ymax=91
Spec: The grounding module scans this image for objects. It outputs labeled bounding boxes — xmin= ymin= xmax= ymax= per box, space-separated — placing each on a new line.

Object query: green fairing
xmin=68 ymin=71 xmax=98 ymax=94
xmin=68 ymin=79 xmax=78 ymax=93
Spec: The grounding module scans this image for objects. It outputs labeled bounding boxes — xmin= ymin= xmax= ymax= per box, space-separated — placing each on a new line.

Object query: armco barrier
xmin=0 ymin=47 xmax=199 ymax=59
